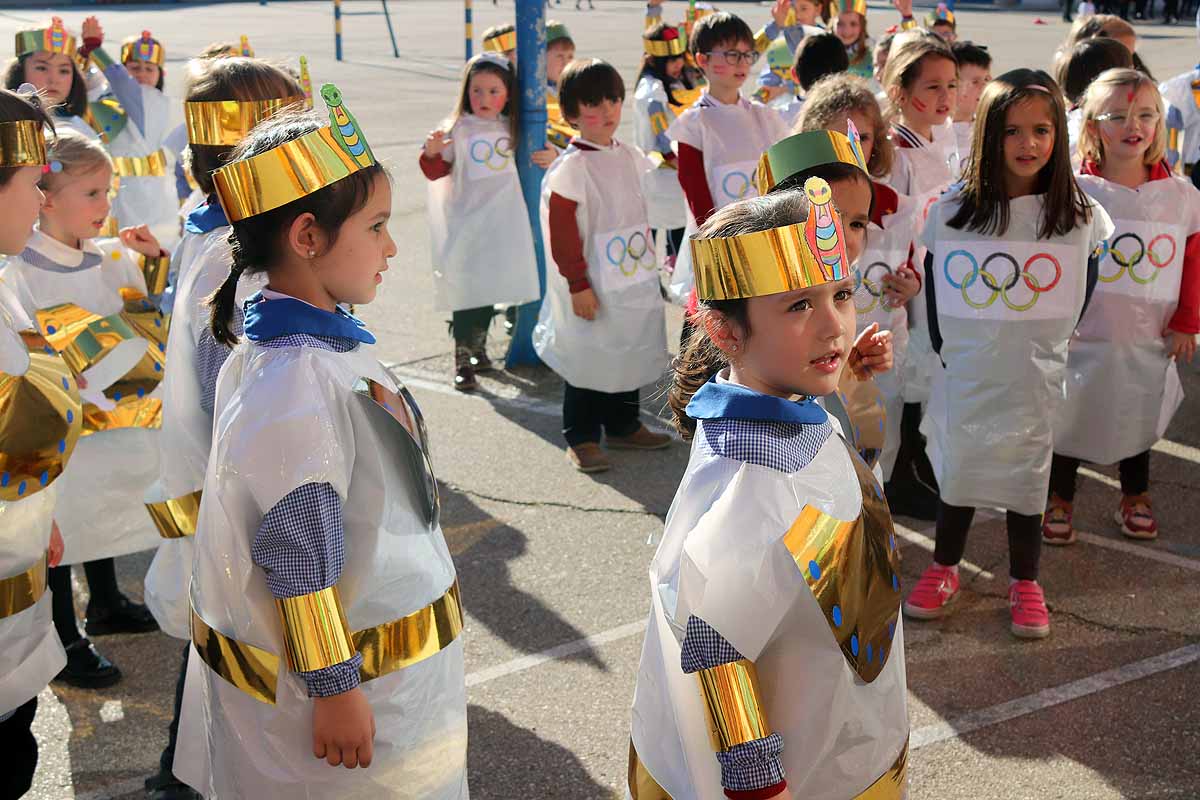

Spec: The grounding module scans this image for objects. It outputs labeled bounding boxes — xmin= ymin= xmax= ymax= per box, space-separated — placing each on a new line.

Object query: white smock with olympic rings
xmin=425 ymin=113 xmax=539 ymax=312
xmin=852 ymin=186 xmax=918 ymax=481
xmin=534 ymin=139 xmax=669 ymax=393
xmin=1054 ymin=174 xmax=1200 ymax=465
xmin=920 ymin=189 xmax=1113 ymax=515
xmin=664 ymin=93 xmax=789 ymax=304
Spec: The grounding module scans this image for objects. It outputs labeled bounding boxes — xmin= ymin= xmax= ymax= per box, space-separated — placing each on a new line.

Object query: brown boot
xmin=567 ymin=442 xmax=611 ymax=473
xmin=454 ymin=346 xmax=477 ymax=392
xmin=607 ymin=425 xmax=672 ymax=451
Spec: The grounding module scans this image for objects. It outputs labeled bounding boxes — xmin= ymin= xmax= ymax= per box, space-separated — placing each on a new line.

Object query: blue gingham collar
xmin=687 ymin=374 xmax=828 ymax=425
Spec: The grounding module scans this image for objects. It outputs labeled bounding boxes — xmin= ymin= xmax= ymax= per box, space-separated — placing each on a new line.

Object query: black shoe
xmin=149 ymin=780 xmax=202 ymax=800
xmin=56 ymin=638 xmax=122 ymax=689
xmin=85 ymin=594 xmax=159 ymax=636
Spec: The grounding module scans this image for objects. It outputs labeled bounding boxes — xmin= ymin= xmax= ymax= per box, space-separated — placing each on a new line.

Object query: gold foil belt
xmin=111 ymin=149 xmax=168 ymax=178
xmin=0 ymin=120 xmax=47 ymax=167
xmin=0 ymin=551 xmax=48 ymax=619
xmin=145 ymin=490 xmax=202 ymax=538
xmin=854 ymin=738 xmax=908 ymax=800
xmin=627 ymin=740 xmax=673 ymax=800
xmin=275 ymin=586 xmax=356 ymax=673
xmin=194 ymin=580 xmax=463 ymax=704
xmin=695 ymin=659 xmax=772 ymax=751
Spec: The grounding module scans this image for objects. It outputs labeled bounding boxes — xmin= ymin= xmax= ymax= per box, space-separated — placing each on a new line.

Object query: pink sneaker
xmin=1009 ymin=580 xmax=1050 ymax=639
xmin=902 ymin=563 xmax=960 ymax=620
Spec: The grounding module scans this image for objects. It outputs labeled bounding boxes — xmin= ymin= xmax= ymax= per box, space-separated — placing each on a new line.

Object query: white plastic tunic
xmin=920 ymin=190 xmax=1113 ymax=515
xmin=1055 ymin=174 xmax=1200 ymax=465
xmin=108 ymin=85 xmax=183 ymax=250
xmin=426 ymin=113 xmax=539 ymax=312
xmin=3 ymin=231 xmax=162 ymax=564
xmin=634 ymin=76 xmax=687 ymax=231
xmin=534 ymin=139 xmax=669 ymax=393
xmin=666 ymin=95 xmax=790 ymax=303
xmin=143 ymin=228 xmax=263 ymax=638
xmin=630 ymin=421 xmax=908 ymax=799
xmin=175 ymin=340 xmax=467 ymax=799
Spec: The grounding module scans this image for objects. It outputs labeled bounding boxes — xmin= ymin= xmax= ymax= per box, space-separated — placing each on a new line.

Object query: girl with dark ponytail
xmin=177 ymin=87 xmax=469 ymax=799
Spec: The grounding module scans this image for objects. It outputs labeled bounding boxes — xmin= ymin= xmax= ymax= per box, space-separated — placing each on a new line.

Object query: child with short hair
xmin=537 ymin=59 xmax=671 ymax=473
xmin=544 ymin=20 xmax=579 ymax=151
xmin=0 ymin=87 xmax=74 ymax=800
xmin=482 ymin=23 xmax=517 ymax=62
xmin=1047 ymin=68 xmax=1200 ymax=543
xmin=629 ymin=183 xmax=907 ymax=800
xmin=667 ymin=11 xmax=790 ymax=306
xmin=751 ymin=0 xmax=829 ymax=105
xmin=905 ymin=69 xmax=1113 ymax=639
xmin=778 ymin=32 xmax=851 ymax=126
xmin=176 ymin=87 xmax=467 ymax=798
xmin=950 ymin=40 xmax=992 ymax=162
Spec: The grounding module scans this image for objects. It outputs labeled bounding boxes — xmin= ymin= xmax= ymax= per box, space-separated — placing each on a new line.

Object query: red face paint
xmin=912 ymin=97 xmax=928 ymax=113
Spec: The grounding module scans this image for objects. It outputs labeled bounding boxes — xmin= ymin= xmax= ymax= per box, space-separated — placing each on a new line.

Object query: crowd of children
xmin=0 ymin=3 xmax=1197 ymax=799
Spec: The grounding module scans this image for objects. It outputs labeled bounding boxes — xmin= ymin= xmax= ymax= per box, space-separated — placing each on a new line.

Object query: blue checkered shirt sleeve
xmin=681 ymin=616 xmax=786 ymax=793
xmin=252 ymin=481 xmax=363 ymax=697
xmin=195 ymin=306 xmax=242 ymax=415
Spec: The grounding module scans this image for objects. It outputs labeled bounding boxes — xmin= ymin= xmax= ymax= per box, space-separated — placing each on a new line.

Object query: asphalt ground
xmin=3 ymin=2 xmax=1198 ymax=798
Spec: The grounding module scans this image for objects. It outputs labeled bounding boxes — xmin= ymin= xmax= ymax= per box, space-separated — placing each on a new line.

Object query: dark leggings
xmin=450 ymin=306 xmax=494 ymax=347
xmin=48 ymin=558 xmax=122 ymax=646
xmin=933 ymin=501 xmax=1043 ymax=581
xmin=1049 ymin=450 xmax=1151 ymax=503
xmin=0 ymin=696 xmax=38 ymax=799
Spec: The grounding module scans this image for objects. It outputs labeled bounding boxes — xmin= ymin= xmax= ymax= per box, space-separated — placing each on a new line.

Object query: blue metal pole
xmin=506 ymin=0 xmax=547 ymax=368
xmin=334 ymin=0 xmax=343 ymax=61
xmin=465 ymin=0 xmax=473 ymax=61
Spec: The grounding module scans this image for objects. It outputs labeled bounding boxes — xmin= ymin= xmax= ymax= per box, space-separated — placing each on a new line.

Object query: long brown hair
xmin=949 ymin=68 xmax=1091 ymax=239
xmin=446 ymin=54 xmax=518 ymax=142
xmin=4 ymin=53 xmax=88 ymax=119
xmin=669 ymin=192 xmax=816 ymax=439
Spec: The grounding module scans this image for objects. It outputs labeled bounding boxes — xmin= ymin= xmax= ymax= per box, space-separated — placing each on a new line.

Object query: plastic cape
xmin=52 ymin=113 xmax=101 ymax=143
xmin=3 ymin=233 xmax=163 ymax=563
xmin=852 ymin=192 xmax=918 ymax=480
xmin=633 ymin=75 xmax=687 ymax=231
xmin=106 ymin=84 xmax=182 ymax=250
xmin=630 ymin=422 xmax=908 ymax=799
xmin=534 ymin=140 xmax=669 ymax=393
xmin=1054 ymin=174 xmax=1200 ymax=465
xmin=884 ymin=118 xmax=961 ymax=405
xmin=664 ymin=95 xmax=790 ymax=304
xmin=952 ymin=120 xmax=973 ymax=171
xmin=920 ymin=189 xmax=1114 ymax=515
xmin=175 ymin=340 xmax=467 ymax=799
xmin=143 ymin=229 xmax=263 ymax=638
xmin=1159 ymin=69 xmax=1200 ymax=167
xmin=425 ymin=113 xmax=538 ymax=312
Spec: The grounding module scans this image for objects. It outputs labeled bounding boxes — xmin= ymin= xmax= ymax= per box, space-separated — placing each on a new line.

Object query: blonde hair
xmin=879 ymin=29 xmax=956 ymax=117
xmin=38 ymin=129 xmax=111 ymax=191
xmin=797 ymin=73 xmax=894 ymax=179
xmin=1077 ymin=67 xmax=1165 ymax=167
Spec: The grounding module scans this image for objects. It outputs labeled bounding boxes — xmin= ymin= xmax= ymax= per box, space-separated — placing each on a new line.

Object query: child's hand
xmin=892 ymin=0 xmax=914 ymax=17
xmin=312 ymin=687 xmax=376 ymax=768
xmin=119 ymin=225 xmax=164 ymax=258
xmin=1164 ymin=326 xmax=1197 ymax=363
xmin=81 ymin=16 xmax=104 ymax=44
xmin=532 ymin=147 xmax=557 ymax=169
xmin=848 ymin=322 xmax=893 ymax=378
xmin=49 ymin=521 xmax=64 ymax=568
xmin=771 ymin=0 xmax=792 ymax=26
xmin=75 ymin=374 xmax=88 ymax=390
xmin=882 ymin=266 xmax=920 ymax=308
xmin=423 ymin=129 xmax=451 ymax=159
xmin=571 ymin=288 xmax=599 ymax=320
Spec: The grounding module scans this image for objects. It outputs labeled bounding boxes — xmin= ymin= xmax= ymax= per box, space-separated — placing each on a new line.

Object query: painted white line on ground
xmin=893 ymin=522 xmax=996 ymax=581
xmin=1153 ymin=437 xmax=1200 ymax=465
xmin=98 ymin=700 xmax=124 ymax=724
xmin=465 ymin=621 xmax=646 ymax=688
xmin=912 ymin=643 xmax=1200 ymax=750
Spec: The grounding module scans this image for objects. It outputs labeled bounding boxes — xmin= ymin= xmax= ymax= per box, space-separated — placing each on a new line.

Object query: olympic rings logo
xmin=943 ymin=250 xmax=1062 ymax=311
xmin=1097 ymin=232 xmax=1177 ymax=285
xmin=854 ymin=261 xmax=894 ymax=314
xmin=469 ymin=136 xmax=514 ymax=171
xmin=721 ymin=170 xmax=751 ymax=201
xmin=605 ymin=229 xmax=656 ymax=277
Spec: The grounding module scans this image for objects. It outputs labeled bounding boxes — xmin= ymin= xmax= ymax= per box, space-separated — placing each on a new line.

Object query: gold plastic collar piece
xmin=483 ymin=30 xmax=517 ymax=52
xmin=111 ymin=149 xmax=168 ymax=178
xmin=0 ymin=120 xmax=47 ymax=167
xmin=275 ymin=586 xmax=355 ymax=673
xmin=696 ymin=659 xmax=771 ymax=751
xmin=146 ymin=490 xmax=202 ymax=538
xmin=35 ymin=304 xmax=141 ymax=379
xmin=184 ymin=96 xmax=303 ymax=147
xmin=0 ymin=551 xmax=48 ymax=619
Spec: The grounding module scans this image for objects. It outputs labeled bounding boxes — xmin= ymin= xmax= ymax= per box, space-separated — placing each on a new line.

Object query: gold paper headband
xmin=690 ymin=177 xmax=851 ymax=300
xmin=184 ymin=96 xmax=304 ymax=146
xmin=483 ymin=30 xmax=517 ymax=53
xmin=213 ymin=83 xmax=375 ymax=222
xmin=644 ymin=32 xmax=687 ymax=57
xmin=0 ymin=120 xmax=47 ymax=167
xmin=15 ymin=18 xmax=76 ymax=58
xmin=121 ymin=31 xmax=165 ymax=66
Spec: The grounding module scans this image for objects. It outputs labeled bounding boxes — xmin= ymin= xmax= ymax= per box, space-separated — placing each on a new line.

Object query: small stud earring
xmin=731 ymin=344 xmax=739 ymax=352
xmin=307 ymin=249 xmax=315 ymax=258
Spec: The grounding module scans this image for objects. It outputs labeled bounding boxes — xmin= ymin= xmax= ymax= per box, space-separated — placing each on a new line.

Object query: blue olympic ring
xmin=721 ymin=170 xmax=751 ymax=201
xmin=605 ymin=230 xmax=655 ymax=276
xmin=468 ymin=136 xmax=514 ymax=171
